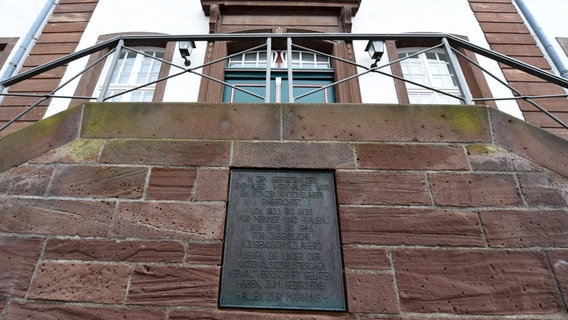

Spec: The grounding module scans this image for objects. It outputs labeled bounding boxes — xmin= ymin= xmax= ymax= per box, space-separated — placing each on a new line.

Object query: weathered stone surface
xmin=466 ymin=144 xmax=540 ymax=172
xmin=47 ymin=165 xmax=147 ymax=198
xmin=481 ymin=210 xmax=568 ymax=247
xmin=357 ymin=144 xmax=468 ymax=170
xmin=113 ymin=202 xmax=225 ymax=240
xmin=0 ymin=198 xmax=114 ymax=236
xmin=0 ymin=164 xmax=53 ymax=196
xmin=100 ymin=140 xmax=230 ymax=166
xmin=232 ymin=142 xmax=356 ymax=168
xmin=44 ymin=239 xmax=185 ymax=263
xmin=547 ymin=250 xmax=568 ymax=307
xmin=340 ymin=207 xmax=483 ymax=246
xmin=518 ymin=172 xmax=568 ymax=207
xmin=0 ymin=238 xmax=42 ymax=297
xmin=2 ymin=303 xmax=166 ymax=320
xmin=394 ymin=249 xmax=560 ymax=314
xmin=345 ymin=271 xmax=400 ymax=314
xmin=147 ymin=168 xmax=196 ymax=201
xmin=128 ymin=266 xmax=219 ymax=306
xmin=170 ymin=309 xmax=357 ymax=320
xmin=193 ymin=168 xmax=229 ymax=201
xmin=187 ymin=241 xmax=222 ymax=265
xmin=0 ymin=105 xmax=82 ymax=173
xmin=429 ymin=173 xmax=522 ymax=207
xmin=491 ymin=108 xmax=568 ymax=177
xmin=336 ymin=171 xmax=430 ymax=205
xmin=28 ymin=262 xmax=130 ymax=304
xmin=30 ymin=139 xmax=104 ymax=164
xmin=343 ymin=247 xmax=390 ymax=270
xmin=81 ymin=103 xmax=280 ymax=140
xmin=283 ymin=104 xmax=491 ymax=142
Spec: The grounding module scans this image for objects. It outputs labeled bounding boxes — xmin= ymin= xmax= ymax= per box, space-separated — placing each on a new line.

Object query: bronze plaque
xmin=219 ymin=169 xmax=345 ymax=311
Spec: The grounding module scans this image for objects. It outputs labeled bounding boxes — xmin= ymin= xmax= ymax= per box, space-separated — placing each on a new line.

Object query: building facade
xmin=0 ymin=0 xmax=568 ymax=319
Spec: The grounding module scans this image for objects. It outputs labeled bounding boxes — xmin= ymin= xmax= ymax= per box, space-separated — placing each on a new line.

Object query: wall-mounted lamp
xmin=365 ymin=40 xmax=385 ymax=68
xmin=178 ymin=41 xmax=196 ymax=66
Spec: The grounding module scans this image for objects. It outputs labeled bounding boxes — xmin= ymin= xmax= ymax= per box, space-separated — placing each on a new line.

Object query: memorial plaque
xmin=219 ymin=169 xmax=345 ymax=311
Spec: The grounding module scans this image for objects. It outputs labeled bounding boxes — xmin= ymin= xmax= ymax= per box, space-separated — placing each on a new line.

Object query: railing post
xmin=265 ymin=37 xmax=272 ymax=103
xmin=442 ymin=37 xmax=473 ymax=105
xmin=97 ymin=39 xmax=124 ymax=102
xmin=287 ymin=37 xmax=294 ymax=103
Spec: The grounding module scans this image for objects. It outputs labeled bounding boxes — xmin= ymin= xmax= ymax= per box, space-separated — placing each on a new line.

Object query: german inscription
xmin=219 ymin=169 xmax=345 ymax=311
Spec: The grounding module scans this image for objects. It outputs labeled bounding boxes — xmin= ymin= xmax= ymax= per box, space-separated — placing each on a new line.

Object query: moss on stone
xmin=466 ymin=144 xmax=502 ymax=155
xmin=442 ymin=107 xmax=487 ymax=135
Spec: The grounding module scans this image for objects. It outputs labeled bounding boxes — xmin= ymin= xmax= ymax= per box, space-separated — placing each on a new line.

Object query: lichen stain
xmin=441 ymin=108 xmax=486 ymax=135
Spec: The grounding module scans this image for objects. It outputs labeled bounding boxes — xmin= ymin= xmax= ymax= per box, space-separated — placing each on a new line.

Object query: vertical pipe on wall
xmin=514 ymin=0 xmax=568 ymax=79
xmin=0 ymin=0 xmax=59 ymax=83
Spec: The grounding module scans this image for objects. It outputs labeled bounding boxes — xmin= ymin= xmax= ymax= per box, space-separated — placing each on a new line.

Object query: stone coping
xmin=0 ymin=102 xmax=566 ymax=177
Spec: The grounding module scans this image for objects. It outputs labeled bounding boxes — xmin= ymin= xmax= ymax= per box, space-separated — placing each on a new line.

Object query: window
xmin=397 ymin=48 xmax=462 ymax=104
xmin=99 ymin=47 xmax=165 ymax=102
xmin=70 ymin=33 xmax=174 ymax=107
xmin=223 ymin=50 xmax=335 ymax=103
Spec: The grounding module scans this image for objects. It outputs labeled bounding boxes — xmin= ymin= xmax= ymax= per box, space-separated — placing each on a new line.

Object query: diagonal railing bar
xmin=474 ymin=93 xmax=568 ymax=101
xmin=451 ymin=47 xmax=568 ymax=129
xmin=0 ymin=46 xmax=117 ymax=132
xmin=184 ymin=68 xmax=265 ymax=101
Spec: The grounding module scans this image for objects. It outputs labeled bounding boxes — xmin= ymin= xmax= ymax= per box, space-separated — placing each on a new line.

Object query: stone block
xmin=345 ymin=271 xmax=400 ymax=314
xmin=357 ymin=144 xmax=468 ymax=170
xmin=547 ymin=250 xmax=568 ymax=307
xmin=283 ymin=104 xmax=491 ymax=142
xmin=343 ymin=247 xmax=390 ymax=270
xmin=0 ymin=198 xmax=114 ymax=236
xmin=394 ymin=249 xmax=560 ymax=314
xmin=340 ymin=207 xmax=483 ymax=246
xmin=47 ymin=165 xmax=147 ymax=199
xmin=113 ymin=202 xmax=225 ymax=240
xmin=429 ymin=173 xmax=522 ymax=207
xmin=147 ymin=168 xmax=197 ymax=201
xmin=232 ymin=142 xmax=356 ymax=168
xmin=193 ymin=169 xmax=229 ymax=201
xmin=466 ymin=144 xmax=540 ymax=172
xmin=81 ymin=103 xmax=280 ymax=140
xmin=30 ymin=139 xmax=104 ymax=164
xmin=3 ymin=303 xmax=166 ymax=320
xmin=170 ymin=309 xmax=357 ymax=320
xmin=28 ymin=262 xmax=131 ymax=304
xmin=518 ymin=172 xmax=568 ymax=207
xmin=336 ymin=171 xmax=430 ymax=205
xmin=0 ymin=164 xmax=53 ymax=196
xmin=187 ymin=241 xmax=223 ymax=265
xmin=100 ymin=140 xmax=230 ymax=166
xmin=491 ymin=108 xmax=568 ymax=177
xmin=0 ymin=105 xmax=82 ymax=173
xmin=481 ymin=210 xmax=568 ymax=247
xmin=128 ymin=266 xmax=219 ymax=307
xmin=44 ymin=239 xmax=185 ymax=263
xmin=0 ymin=238 xmax=42 ymax=297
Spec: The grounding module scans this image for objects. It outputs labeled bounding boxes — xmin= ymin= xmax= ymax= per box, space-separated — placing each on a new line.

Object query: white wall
xmin=352 ymin=0 xmax=523 ymax=118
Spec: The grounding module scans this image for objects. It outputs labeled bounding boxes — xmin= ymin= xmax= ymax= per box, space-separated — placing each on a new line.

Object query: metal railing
xmin=1 ymin=33 xmax=568 ymax=133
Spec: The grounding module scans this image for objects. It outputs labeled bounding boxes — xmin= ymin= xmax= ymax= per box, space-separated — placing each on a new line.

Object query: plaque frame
xmin=219 ymin=168 xmax=346 ymax=311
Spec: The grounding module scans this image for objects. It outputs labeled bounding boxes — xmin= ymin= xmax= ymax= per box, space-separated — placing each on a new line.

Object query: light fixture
xmin=178 ymin=41 xmax=196 ymax=66
xmin=365 ymin=40 xmax=385 ymax=68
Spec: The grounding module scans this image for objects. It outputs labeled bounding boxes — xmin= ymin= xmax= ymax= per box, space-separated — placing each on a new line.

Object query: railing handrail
xmin=3 ymin=33 xmax=568 ymax=90
xmin=1 ymin=32 xmax=568 ymax=133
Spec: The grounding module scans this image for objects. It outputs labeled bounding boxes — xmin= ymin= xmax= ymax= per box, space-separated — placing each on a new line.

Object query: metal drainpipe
xmin=0 ymin=0 xmax=59 ymax=87
xmin=514 ymin=0 xmax=568 ymax=79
